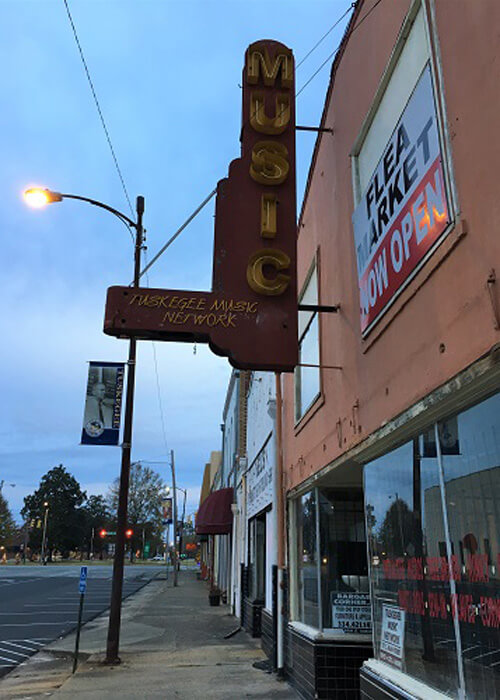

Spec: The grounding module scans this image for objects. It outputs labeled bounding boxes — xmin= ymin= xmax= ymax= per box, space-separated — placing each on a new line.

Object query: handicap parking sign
xmin=79 ymin=566 xmax=88 ymax=594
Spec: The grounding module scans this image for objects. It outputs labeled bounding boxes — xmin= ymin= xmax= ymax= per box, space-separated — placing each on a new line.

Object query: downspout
xmin=274 ymin=372 xmax=286 ymax=677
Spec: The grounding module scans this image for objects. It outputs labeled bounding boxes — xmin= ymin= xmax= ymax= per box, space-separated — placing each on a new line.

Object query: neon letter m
xmin=246 ymin=43 xmax=293 ymax=88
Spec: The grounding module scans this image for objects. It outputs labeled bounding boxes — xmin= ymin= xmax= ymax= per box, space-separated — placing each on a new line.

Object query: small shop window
xmin=248 ymin=513 xmax=266 ymax=601
xmin=292 ymin=487 xmax=370 ymax=633
xmin=295 ymin=264 xmax=320 ymax=421
xmin=319 ymin=489 xmax=370 ymax=632
xmin=295 ymin=490 xmax=319 ymax=626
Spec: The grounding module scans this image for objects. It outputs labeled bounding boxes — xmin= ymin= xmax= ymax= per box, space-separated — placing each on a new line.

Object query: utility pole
xmin=41 ymin=502 xmax=49 ymax=565
xmin=171 ymin=449 xmax=178 ymax=586
xmin=105 ymin=195 xmax=144 ymax=664
xmin=178 ymin=489 xmax=187 ymax=559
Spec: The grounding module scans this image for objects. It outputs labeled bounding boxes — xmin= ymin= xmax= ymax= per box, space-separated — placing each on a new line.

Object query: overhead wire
xmin=63 ymin=0 xmax=377 ymax=460
xmin=295 ymin=2 xmax=356 ymax=70
xmin=62 ymin=1 xmax=170 ymax=455
xmin=62 ymin=0 xmax=134 ymax=221
xmin=138 ymin=1 xmax=358 ymax=277
xmin=296 ymin=0 xmax=384 ymax=97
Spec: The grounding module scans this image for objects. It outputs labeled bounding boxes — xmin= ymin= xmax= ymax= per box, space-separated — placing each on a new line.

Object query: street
xmin=0 ymin=564 xmax=163 ymax=677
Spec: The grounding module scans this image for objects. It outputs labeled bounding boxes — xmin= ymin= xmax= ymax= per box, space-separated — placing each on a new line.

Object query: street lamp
xmin=41 ymin=501 xmax=49 ymax=565
xmin=24 ymin=185 xmax=145 ymax=665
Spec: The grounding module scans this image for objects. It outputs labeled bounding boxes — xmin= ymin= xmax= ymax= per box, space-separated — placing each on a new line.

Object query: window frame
xmin=350 ymin=0 xmax=460 ymax=339
xmin=295 ymin=256 xmax=322 ymax=423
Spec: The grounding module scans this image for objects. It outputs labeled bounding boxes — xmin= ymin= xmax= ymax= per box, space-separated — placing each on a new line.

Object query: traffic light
xmin=125 ymin=529 xmax=133 ymax=539
xmin=99 ymin=528 xmax=107 ymax=538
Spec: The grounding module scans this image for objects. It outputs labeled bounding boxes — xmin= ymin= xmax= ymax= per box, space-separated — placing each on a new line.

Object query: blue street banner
xmin=81 ymin=361 xmax=125 ymax=446
xmin=79 ymin=566 xmax=88 ymax=594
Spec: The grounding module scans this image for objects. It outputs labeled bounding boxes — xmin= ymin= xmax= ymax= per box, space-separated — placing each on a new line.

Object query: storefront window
xmin=248 ymin=514 xmax=266 ymax=600
xmin=295 ymin=491 xmax=319 ymax=626
xmin=293 ymin=488 xmax=371 ymax=633
xmin=365 ymin=441 xmax=460 ymax=697
xmin=439 ymin=394 xmax=500 ymax=699
xmin=364 ymin=391 xmax=500 ymax=699
xmin=319 ymin=489 xmax=370 ymax=631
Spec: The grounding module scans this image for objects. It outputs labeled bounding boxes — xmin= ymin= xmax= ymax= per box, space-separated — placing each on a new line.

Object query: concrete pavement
xmin=0 ymin=570 xmax=297 ymax=699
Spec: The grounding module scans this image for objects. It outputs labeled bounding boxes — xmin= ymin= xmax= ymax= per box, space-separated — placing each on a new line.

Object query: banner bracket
xmin=296 ymin=125 xmax=333 ymax=134
xmin=298 ymin=304 xmax=340 ymax=313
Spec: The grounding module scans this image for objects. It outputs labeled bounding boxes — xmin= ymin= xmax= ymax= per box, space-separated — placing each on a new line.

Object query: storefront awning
xmin=195 ymin=487 xmax=234 ymax=535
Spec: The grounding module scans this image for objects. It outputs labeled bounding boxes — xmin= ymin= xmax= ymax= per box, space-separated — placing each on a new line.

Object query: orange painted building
xmin=280 ymin=1 xmax=500 ymax=698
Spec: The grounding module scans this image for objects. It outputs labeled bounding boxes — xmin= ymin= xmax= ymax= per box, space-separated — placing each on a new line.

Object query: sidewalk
xmin=0 ymin=570 xmax=297 ymax=699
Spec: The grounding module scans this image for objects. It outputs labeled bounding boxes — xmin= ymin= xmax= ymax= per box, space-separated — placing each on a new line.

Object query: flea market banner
xmin=104 ymin=40 xmax=298 ymax=372
xmin=352 ymin=65 xmax=451 ymax=335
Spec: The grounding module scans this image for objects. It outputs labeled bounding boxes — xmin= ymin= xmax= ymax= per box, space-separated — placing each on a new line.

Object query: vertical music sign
xmin=104 ymin=40 xmax=298 ymax=372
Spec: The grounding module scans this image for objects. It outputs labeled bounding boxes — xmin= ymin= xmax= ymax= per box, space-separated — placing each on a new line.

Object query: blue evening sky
xmin=1 ymin=0 xmax=353 ymax=522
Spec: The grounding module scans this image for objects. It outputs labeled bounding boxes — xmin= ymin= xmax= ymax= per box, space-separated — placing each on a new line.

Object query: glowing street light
xmin=23 ymin=184 xmax=144 ymax=665
xmin=24 ymin=187 xmax=63 ymax=208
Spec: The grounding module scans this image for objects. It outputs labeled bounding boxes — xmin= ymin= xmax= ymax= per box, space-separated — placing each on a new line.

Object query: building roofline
xmin=297 ymin=1 xmax=364 ymax=231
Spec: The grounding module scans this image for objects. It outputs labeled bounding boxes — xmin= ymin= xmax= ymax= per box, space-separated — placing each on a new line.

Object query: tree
xmin=0 ymin=492 xmax=17 ymax=548
xmin=80 ymin=495 xmax=111 ymax=558
xmin=22 ymin=464 xmax=86 ymax=558
xmin=107 ymin=463 xmax=165 ymax=556
xmin=377 ymin=497 xmax=418 ymax=557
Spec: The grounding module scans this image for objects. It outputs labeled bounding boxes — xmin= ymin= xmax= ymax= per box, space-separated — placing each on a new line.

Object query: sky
xmin=1 ymin=0 xmax=353 ymax=523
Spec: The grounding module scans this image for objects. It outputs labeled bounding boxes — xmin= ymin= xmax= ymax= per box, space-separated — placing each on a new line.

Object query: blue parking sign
xmin=79 ymin=566 xmax=88 ymax=594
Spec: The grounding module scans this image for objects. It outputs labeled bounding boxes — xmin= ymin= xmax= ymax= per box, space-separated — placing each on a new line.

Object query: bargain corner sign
xmin=352 ymin=65 xmax=450 ymax=335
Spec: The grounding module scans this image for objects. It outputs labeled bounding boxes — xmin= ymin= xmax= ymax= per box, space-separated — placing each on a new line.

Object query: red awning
xmin=196 ymin=487 xmax=234 ymax=535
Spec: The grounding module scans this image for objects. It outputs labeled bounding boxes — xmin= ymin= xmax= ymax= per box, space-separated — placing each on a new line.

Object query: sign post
xmin=73 ymin=566 xmax=88 ymax=674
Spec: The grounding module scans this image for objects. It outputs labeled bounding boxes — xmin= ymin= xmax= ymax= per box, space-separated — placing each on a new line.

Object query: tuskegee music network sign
xmin=104 ymin=41 xmax=297 ymax=372
xmin=352 ymin=65 xmax=451 ymax=335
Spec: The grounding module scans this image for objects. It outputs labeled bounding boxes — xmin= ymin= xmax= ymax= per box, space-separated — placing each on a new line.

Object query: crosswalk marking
xmin=0 ymin=647 xmax=30 ymax=658
xmin=2 ymin=641 xmax=40 ymax=651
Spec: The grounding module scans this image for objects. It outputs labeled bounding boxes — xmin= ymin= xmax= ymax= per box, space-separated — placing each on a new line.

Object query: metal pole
xmin=105 ymin=195 xmax=144 ymax=665
xmin=72 ymin=592 xmax=85 ymax=674
xmin=171 ymin=450 xmax=178 ymax=586
xmin=23 ymin=521 xmax=29 ymax=564
xmin=41 ymin=505 xmax=49 ymax=565
xmin=178 ymin=489 xmax=187 ymax=558
xmin=274 ymin=372 xmax=285 ymax=676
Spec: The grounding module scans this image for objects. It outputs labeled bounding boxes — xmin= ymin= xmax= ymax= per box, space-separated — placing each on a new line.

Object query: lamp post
xmin=24 ymin=186 xmax=144 ymax=664
xmin=40 ymin=501 xmax=49 ymax=565
xmin=176 ymin=486 xmax=187 ymax=562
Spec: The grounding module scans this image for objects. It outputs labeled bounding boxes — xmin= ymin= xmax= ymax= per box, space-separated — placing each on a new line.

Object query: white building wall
xmin=246 ymin=371 xmax=277 ymax=610
xmin=246 ymin=372 xmax=275 ymax=465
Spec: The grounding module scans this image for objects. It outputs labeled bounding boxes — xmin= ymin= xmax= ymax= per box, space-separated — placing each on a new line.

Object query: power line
xmin=296 ymin=2 xmax=356 ymax=70
xmin=139 ymin=4 xmax=357 ymax=277
xmin=62 ymin=0 xmax=134 ymax=218
xmin=142 ymin=249 xmax=171 ymax=459
xmin=296 ymin=0 xmax=384 ymax=97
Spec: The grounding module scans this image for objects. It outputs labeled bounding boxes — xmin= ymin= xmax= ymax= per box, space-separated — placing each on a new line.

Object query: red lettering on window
xmin=412 ymin=590 xmax=425 ymax=616
xmin=450 ymin=555 xmax=461 ymax=581
xmin=467 ymin=554 xmax=489 ymax=583
xmin=480 ymin=597 xmax=500 ymax=629
xmin=383 ymin=557 xmax=406 ymax=580
xmin=458 ymin=594 xmax=475 ymax=624
xmin=398 ymin=589 xmax=410 ymax=612
xmin=407 ymin=557 xmax=423 ymax=580
xmin=428 ymin=592 xmax=448 ymax=620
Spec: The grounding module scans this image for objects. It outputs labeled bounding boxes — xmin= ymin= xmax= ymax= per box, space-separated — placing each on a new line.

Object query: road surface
xmin=0 ymin=564 xmax=164 ymax=677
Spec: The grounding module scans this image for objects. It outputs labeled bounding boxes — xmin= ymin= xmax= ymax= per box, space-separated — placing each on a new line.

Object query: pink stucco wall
xmin=283 ymin=0 xmax=500 ymax=492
